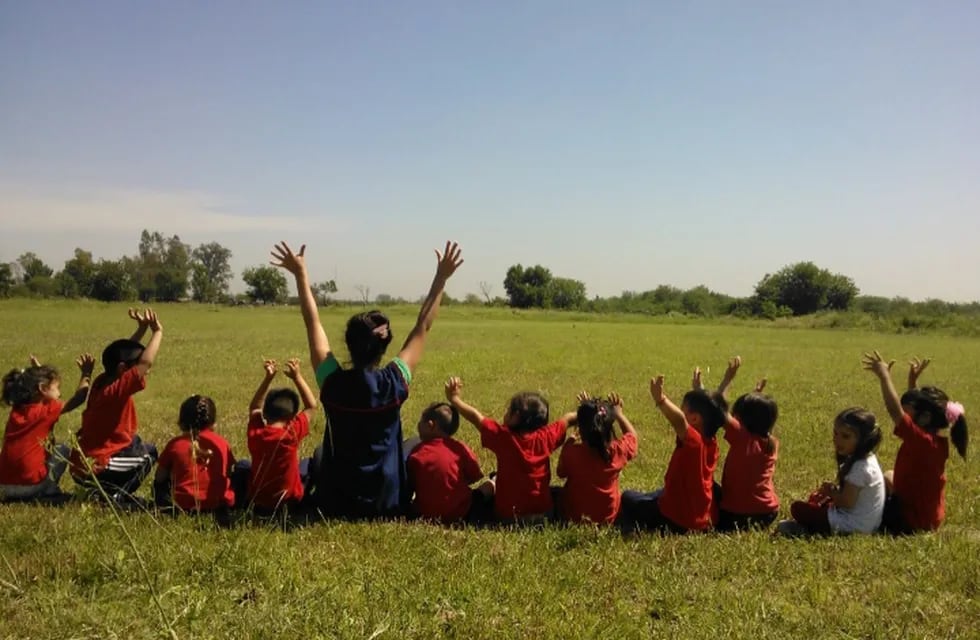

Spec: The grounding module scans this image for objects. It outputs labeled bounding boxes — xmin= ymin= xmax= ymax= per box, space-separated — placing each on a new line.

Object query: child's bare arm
xmin=133 ymin=310 xmax=162 ymax=377
xmin=398 ymin=242 xmax=463 ymax=374
xmin=284 ymin=358 xmax=318 ymax=415
xmin=249 ymin=360 xmax=277 ymax=414
xmin=608 ymin=392 xmax=636 ymax=439
xmin=862 ymin=350 xmax=904 ymax=423
xmin=650 ymin=375 xmax=688 ymax=440
xmin=271 ymin=242 xmax=331 ymax=370
xmin=444 ymin=376 xmax=485 ymax=426
xmin=908 ymin=357 xmax=930 ymax=391
xmin=820 ymin=480 xmax=860 ymax=509
xmin=128 ymin=308 xmax=151 ymax=343
xmin=63 ymin=354 xmax=95 ymax=413
xmin=717 ymin=356 xmax=741 ymax=398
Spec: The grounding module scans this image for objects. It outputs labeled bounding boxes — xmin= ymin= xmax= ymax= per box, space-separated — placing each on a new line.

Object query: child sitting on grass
xmin=445 ymin=376 xmax=576 ymax=524
xmin=70 ymin=309 xmax=162 ymax=504
xmin=1 ymin=353 xmax=94 ymax=501
xmin=406 ymin=399 xmax=493 ymax=524
xmin=556 ymin=392 xmax=637 ymax=525
xmin=243 ymin=358 xmax=317 ymax=514
xmin=154 ymin=395 xmax=236 ymax=516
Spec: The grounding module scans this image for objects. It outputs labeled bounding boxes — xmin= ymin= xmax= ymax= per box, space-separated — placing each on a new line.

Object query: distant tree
xmin=311 ymin=280 xmax=338 ymax=305
xmin=0 ymin=263 xmax=13 ymax=297
xmin=191 ymin=242 xmax=234 ymax=303
xmin=464 ymin=293 xmax=483 ymax=305
xmin=504 ymin=264 xmax=553 ymax=308
xmin=479 ymin=281 xmax=494 ymax=304
xmin=825 ymin=273 xmax=859 ymax=310
xmin=242 ymin=265 xmax=288 ymax=304
xmin=375 ymin=293 xmax=395 ymax=305
xmin=17 ymin=252 xmax=53 ymax=284
xmin=56 ymin=248 xmax=97 ymax=298
xmin=548 ymin=277 xmax=587 ymax=309
xmin=133 ymin=230 xmax=192 ymax=301
xmin=354 ymin=284 xmax=371 ymax=305
xmin=90 ymin=259 xmax=136 ymax=301
xmin=753 ymin=261 xmax=858 ymax=316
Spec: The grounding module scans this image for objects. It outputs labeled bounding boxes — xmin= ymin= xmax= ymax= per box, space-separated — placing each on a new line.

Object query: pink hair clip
xmin=371 ymin=324 xmax=390 ymax=339
xmin=946 ymin=401 xmax=965 ymax=425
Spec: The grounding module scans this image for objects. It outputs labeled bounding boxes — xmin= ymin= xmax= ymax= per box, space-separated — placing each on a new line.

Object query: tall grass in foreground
xmin=1 ymin=300 xmax=978 ymax=639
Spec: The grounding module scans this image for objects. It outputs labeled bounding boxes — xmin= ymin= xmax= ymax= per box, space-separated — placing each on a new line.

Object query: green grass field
xmin=1 ymin=300 xmax=978 ymax=639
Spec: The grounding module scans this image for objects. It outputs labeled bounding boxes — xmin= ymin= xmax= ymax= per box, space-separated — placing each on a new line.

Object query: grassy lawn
xmin=1 ymin=300 xmax=978 ymax=639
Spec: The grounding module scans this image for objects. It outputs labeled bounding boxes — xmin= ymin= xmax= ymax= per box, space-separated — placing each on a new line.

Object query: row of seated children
xmin=0 ymin=309 xmax=321 ymax=516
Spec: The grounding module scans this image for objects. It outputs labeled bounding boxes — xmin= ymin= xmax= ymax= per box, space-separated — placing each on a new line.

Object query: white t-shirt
xmin=828 ymin=454 xmax=885 ymax=534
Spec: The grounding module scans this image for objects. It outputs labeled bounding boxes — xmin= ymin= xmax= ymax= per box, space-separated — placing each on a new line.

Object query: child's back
xmin=159 ymin=429 xmax=235 ymax=511
xmin=73 ymin=366 xmax=145 ymax=474
xmin=247 ymin=412 xmax=310 ymax=509
xmin=829 ymin=452 xmax=885 ymax=534
xmin=408 ymin=436 xmax=482 ymax=522
xmin=720 ymin=417 xmax=779 ymax=516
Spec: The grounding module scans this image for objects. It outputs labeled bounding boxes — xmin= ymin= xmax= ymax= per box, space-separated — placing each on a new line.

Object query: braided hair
xmin=2 ymin=365 xmax=59 ymax=407
xmin=576 ymin=397 xmax=615 ymax=463
xmin=178 ymin=395 xmax=217 ymax=460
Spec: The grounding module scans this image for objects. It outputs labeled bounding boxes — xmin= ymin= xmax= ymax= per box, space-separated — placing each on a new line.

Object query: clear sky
xmin=2 ymin=2 xmax=978 ymax=302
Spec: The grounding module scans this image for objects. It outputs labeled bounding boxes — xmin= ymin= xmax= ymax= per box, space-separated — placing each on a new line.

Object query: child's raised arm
xmin=717 ymin=356 xmax=741 ymax=398
xmin=908 ymin=357 xmax=930 ymax=391
xmin=249 ymin=359 xmax=278 ymax=415
xmin=444 ymin=376 xmax=484 ymax=426
xmin=650 ymin=375 xmax=688 ymax=441
xmin=128 ymin=308 xmax=151 ymax=343
xmin=862 ymin=350 xmax=904 ymax=424
xmin=271 ymin=242 xmax=331 ymax=371
xmin=284 ymin=358 xmax=318 ymax=419
xmin=62 ymin=353 xmax=95 ymax=413
xmin=133 ymin=309 xmax=163 ymax=377
xmin=608 ymin=392 xmax=636 ymax=439
xmin=398 ymin=242 xmax=463 ymax=374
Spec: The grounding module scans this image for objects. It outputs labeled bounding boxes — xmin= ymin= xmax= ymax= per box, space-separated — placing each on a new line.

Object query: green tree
xmin=56 ymin=248 xmax=97 ymax=298
xmin=548 ymin=277 xmax=587 ymax=309
xmin=17 ymin=252 xmax=53 ymax=283
xmin=90 ymin=259 xmax=136 ymax=301
xmin=242 ymin=265 xmax=288 ymax=304
xmin=504 ymin=264 xmax=553 ymax=308
xmin=0 ymin=263 xmax=13 ymax=297
xmin=753 ymin=261 xmax=858 ymax=316
xmin=311 ymin=280 xmax=338 ymax=305
xmin=191 ymin=242 xmax=233 ymax=303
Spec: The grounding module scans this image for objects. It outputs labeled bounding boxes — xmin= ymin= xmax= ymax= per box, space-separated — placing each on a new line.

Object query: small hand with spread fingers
xmin=434 ymin=241 xmax=464 ymax=282
xmin=76 ymin=354 xmax=96 ymax=378
xmin=861 ymin=350 xmax=895 ymax=378
xmin=908 ymin=357 xmax=931 ymax=390
xmin=283 ymin=358 xmax=302 ymax=380
xmin=270 ymin=241 xmax=307 ymax=277
xmin=263 ymin=359 xmax=278 ymax=379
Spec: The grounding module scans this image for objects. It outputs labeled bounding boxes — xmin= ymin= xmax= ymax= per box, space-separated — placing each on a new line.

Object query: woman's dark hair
xmin=507 ymin=392 xmax=550 ymax=433
xmin=345 ymin=310 xmax=393 ymax=370
xmin=835 ymin=407 xmax=882 ymax=485
xmin=2 ymin=365 xmax=59 ymax=406
xmin=577 ymin=398 xmax=615 ymax=463
xmin=682 ymin=389 xmax=729 ymax=439
xmin=422 ymin=402 xmax=460 ymax=436
xmin=178 ymin=395 xmax=217 ymax=432
xmin=263 ymin=388 xmax=301 ymax=423
xmin=732 ymin=392 xmax=778 ymax=446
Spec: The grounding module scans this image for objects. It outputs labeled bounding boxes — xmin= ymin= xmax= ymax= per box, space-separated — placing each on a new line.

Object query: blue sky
xmin=2 ymin=2 xmax=978 ymax=302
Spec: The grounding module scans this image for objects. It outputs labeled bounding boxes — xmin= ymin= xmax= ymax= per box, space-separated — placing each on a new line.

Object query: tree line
xmin=2 ymin=235 xmax=977 ymax=322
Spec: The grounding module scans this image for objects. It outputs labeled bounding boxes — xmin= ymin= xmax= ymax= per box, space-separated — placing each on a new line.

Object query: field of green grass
xmin=1 ymin=299 xmax=978 ymax=639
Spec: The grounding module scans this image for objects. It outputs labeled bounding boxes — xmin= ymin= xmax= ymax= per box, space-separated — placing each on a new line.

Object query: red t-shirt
xmin=71 ymin=367 xmax=146 ymax=474
xmin=158 ymin=429 xmax=236 ymax=511
xmin=658 ymin=425 xmax=716 ymax=531
xmin=719 ymin=418 xmax=779 ymax=515
xmin=478 ymin=417 xmax=567 ymax=519
xmin=0 ymin=401 xmax=64 ymax=485
xmin=557 ymin=432 xmax=637 ymax=524
xmin=893 ymin=413 xmax=949 ymax=531
xmin=247 ymin=412 xmax=310 ymax=509
xmin=407 ymin=437 xmax=483 ymax=522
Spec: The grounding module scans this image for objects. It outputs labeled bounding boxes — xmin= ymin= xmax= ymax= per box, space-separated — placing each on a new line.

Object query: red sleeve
xmin=46 ymin=401 xmax=65 ymax=422
xmin=459 ymin=442 xmax=483 ymax=484
xmin=291 ymin=413 xmax=311 ymax=442
xmin=556 ymin=443 xmax=571 ymax=479
xmin=618 ymin=432 xmax=638 ymax=461
xmin=681 ymin=424 xmax=702 ymax=448
xmin=723 ymin=417 xmax=742 ymax=444
xmin=99 ymin=367 xmax=147 ymax=400
xmin=479 ymin=418 xmax=502 ymax=450
xmin=894 ymin=412 xmax=921 ymax=441
xmin=543 ymin=420 xmax=568 ymax=452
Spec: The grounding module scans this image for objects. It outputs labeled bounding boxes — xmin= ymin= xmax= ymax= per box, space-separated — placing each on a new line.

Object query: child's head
xmin=101 ymin=339 xmax=144 ymax=375
xmin=262 ymin=388 xmax=301 ymax=423
xmin=681 ymin=389 xmax=729 ymax=439
xmin=504 ymin=391 xmax=550 ymax=433
xmin=907 ymin=386 xmax=968 ymax=458
xmin=833 ymin=407 xmax=882 ymax=483
xmin=417 ymin=402 xmax=460 ymax=440
xmin=732 ymin=392 xmax=778 ymax=439
xmin=576 ymin=397 xmax=615 ymax=463
xmin=345 ymin=310 xmax=393 ymax=369
xmin=178 ymin=395 xmax=217 ymax=432
xmin=2 ymin=365 xmax=61 ymax=406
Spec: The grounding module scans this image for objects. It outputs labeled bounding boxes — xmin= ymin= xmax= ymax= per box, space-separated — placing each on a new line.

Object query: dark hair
xmin=682 ymin=389 xmax=729 ymax=439
xmin=2 ymin=365 xmax=59 ymax=406
xmin=900 ymin=388 xmax=922 ymax=408
xmin=732 ymin=392 xmax=778 ymax=447
xmin=345 ymin=310 xmax=393 ymax=370
xmin=100 ymin=339 xmax=144 ymax=375
xmin=263 ymin=388 xmax=300 ymax=423
xmin=178 ymin=395 xmax=217 ymax=432
xmin=507 ymin=391 xmax=550 ymax=433
xmin=835 ymin=407 xmax=882 ymax=485
xmin=422 ymin=402 xmax=460 ymax=437
xmin=577 ymin=398 xmax=615 ymax=463
xmin=909 ymin=386 xmax=968 ymax=459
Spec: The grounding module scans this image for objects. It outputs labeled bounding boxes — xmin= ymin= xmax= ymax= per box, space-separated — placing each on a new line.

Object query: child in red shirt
xmin=557 ymin=392 xmax=638 ymax=525
xmin=445 ymin=376 xmax=576 ymax=523
xmin=1 ymin=353 xmax=93 ymax=501
xmin=406 ymin=401 xmax=493 ymax=523
xmin=864 ymin=351 xmax=968 ymax=533
xmin=71 ymin=309 xmax=162 ymax=504
xmin=154 ymin=395 xmax=236 ymax=515
xmin=242 ymin=358 xmax=318 ymax=513
xmin=705 ymin=357 xmax=780 ymax=531
xmin=619 ymin=374 xmax=728 ymax=534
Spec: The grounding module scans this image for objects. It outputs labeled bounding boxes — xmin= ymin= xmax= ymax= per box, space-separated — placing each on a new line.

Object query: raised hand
xmin=263 ymin=359 xmax=278 ymax=379
xmin=861 ymin=350 xmax=895 ymax=378
xmin=649 ymin=375 xmax=666 ymax=405
xmin=608 ymin=392 xmax=624 ymax=418
xmin=755 ymin=378 xmax=768 ymax=393
xmin=128 ymin=308 xmax=150 ymax=327
xmin=29 ymin=354 xmax=42 ymax=368
xmin=144 ymin=308 xmax=162 ymax=332
xmin=575 ymin=390 xmax=592 ymax=405
xmin=76 ymin=354 xmax=95 ymax=377
xmin=283 ymin=358 xmax=301 ymax=380
xmin=908 ymin=357 xmax=930 ymax=390
xmin=271 ymin=241 xmax=307 ymax=277
xmin=722 ymin=356 xmax=741 ymax=385
xmin=444 ymin=376 xmax=462 ymax=401
xmin=691 ymin=367 xmax=704 ymax=391
xmin=434 ymin=241 xmax=464 ymax=281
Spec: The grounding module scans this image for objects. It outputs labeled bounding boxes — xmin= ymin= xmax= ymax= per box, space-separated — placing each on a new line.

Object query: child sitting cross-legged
xmin=406 ymin=399 xmax=494 ymax=524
